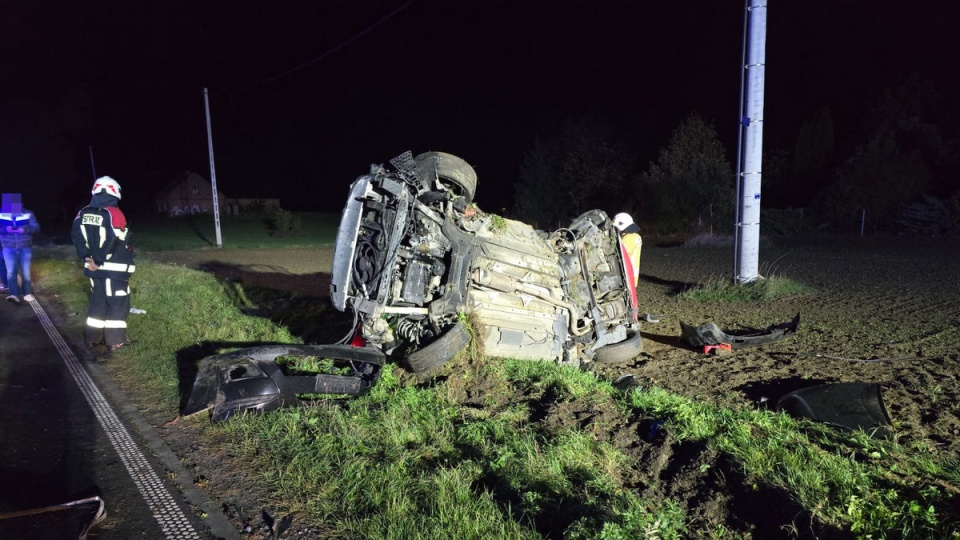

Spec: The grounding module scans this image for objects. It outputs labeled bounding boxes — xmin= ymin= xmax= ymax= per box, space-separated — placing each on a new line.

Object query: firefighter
xmin=71 ymin=176 xmax=136 ymax=352
xmin=613 ymin=212 xmax=642 ymax=287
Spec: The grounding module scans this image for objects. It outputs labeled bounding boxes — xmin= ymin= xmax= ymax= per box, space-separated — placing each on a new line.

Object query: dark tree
xmin=636 ymin=113 xmax=734 ymax=234
xmin=813 ymin=75 xmax=953 ymax=233
xmin=816 ymin=130 xmax=929 ymax=233
xmin=513 ymin=136 xmax=565 ymax=228
xmin=513 ymin=115 xmax=634 ymax=228
xmin=862 ymin=74 xmax=940 ymax=137
xmin=930 ymin=137 xmax=960 ymax=200
xmin=789 ymin=107 xmax=834 ymax=202
xmin=760 ymin=146 xmax=792 ymax=207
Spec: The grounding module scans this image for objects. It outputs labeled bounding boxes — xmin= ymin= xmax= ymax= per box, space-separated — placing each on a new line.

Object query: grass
xmin=131 ymin=211 xmax=340 ymax=251
xmin=488 ymin=214 xmax=508 ymax=233
xmin=629 ymin=387 xmax=960 ymax=538
xmin=33 ymin=246 xmax=297 ymax=416
xmin=677 ymin=274 xmax=813 ymax=302
xmin=31 ymin=247 xmax=960 ymax=539
xmin=220 ymin=367 xmax=689 ymax=540
xmin=216 ymin=356 xmax=960 ymax=538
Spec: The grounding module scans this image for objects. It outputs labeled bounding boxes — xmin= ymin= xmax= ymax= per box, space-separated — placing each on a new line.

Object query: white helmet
xmin=92 ymin=176 xmax=122 ymax=199
xmin=612 ymin=212 xmax=634 ymax=232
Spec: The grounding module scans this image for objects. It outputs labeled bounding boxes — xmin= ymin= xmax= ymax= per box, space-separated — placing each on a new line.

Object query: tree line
xmin=512 ymin=75 xmax=960 ymax=237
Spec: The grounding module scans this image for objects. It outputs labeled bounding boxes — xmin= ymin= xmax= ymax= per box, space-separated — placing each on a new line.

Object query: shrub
xmin=272 ymin=209 xmax=302 ymax=236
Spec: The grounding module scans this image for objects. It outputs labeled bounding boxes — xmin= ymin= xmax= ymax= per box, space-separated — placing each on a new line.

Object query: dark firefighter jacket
xmin=71 ymin=195 xmax=135 ymax=280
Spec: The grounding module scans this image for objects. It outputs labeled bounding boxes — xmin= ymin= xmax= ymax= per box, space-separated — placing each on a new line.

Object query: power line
xmin=230 ymin=0 xmax=417 ymax=92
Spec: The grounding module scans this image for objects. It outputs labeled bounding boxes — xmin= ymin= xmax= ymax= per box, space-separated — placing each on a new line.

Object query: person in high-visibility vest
xmin=613 ymin=212 xmax=641 ymax=287
xmin=1 ymin=192 xmax=41 ymax=304
xmin=71 ymin=176 xmax=136 ymax=352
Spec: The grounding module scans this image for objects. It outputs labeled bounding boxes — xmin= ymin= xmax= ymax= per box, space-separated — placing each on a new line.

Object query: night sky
xmin=2 ymin=0 xmax=958 ymax=219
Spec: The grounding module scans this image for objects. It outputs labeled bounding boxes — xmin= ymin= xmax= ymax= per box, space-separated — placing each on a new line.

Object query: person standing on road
xmin=71 ymin=177 xmax=136 ymax=351
xmin=0 ymin=239 xmax=7 ymax=293
xmin=1 ymin=193 xmax=41 ymax=305
xmin=0 ymin=197 xmax=6 ymax=292
xmin=612 ymin=212 xmax=642 ymax=287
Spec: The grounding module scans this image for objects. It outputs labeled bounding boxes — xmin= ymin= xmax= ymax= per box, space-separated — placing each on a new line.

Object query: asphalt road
xmin=0 ymin=294 xmax=238 ymax=539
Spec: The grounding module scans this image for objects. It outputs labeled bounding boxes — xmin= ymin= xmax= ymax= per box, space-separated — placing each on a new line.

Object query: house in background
xmin=154 ymin=171 xmax=280 ymax=216
xmin=155 ymin=171 xmax=229 ymax=216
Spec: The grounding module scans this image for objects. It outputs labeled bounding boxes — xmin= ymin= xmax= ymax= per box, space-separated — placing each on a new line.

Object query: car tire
xmin=594 ymin=330 xmax=643 ymax=364
xmin=406 ymin=321 xmax=472 ymax=373
xmin=415 ymin=151 xmax=478 ymax=203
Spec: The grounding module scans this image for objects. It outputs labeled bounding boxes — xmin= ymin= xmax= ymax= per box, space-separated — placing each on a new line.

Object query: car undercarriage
xmin=186 ymin=151 xmax=643 ymax=420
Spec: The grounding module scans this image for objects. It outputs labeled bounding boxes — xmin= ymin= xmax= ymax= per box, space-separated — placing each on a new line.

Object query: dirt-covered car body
xmin=331 ymin=151 xmax=641 ymax=372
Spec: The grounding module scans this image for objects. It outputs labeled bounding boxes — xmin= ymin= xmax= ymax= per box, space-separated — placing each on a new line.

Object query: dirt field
xmin=148 ymin=237 xmax=960 ymax=538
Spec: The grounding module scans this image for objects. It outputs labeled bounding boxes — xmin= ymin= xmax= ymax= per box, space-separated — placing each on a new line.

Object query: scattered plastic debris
xmin=645 ymin=419 xmax=665 ymax=442
xmin=613 ymin=374 xmax=641 ymax=392
xmin=680 ymin=313 xmax=800 ymax=352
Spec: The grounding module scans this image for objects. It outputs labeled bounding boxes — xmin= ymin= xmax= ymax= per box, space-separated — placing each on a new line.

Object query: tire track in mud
xmin=807 ymin=296 xmax=960 ymax=326
xmin=892 ymin=298 xmax=960 ymax=326
xmin=798 ymin=291 xmax=960 ymax=336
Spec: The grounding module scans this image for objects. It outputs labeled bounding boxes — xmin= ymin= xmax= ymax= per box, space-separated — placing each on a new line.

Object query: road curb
xmin=84 ymin=360 xmax=242 ymax=540
xmin=47 ymin=297 xmax=242 ymax=540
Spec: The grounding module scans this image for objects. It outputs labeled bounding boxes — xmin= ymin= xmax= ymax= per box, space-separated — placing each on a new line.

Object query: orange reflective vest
xmin=621 ymin=232 xmax=641 ymax=286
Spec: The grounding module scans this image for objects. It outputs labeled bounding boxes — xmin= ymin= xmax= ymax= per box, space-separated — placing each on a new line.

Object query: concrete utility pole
xmin=203 ymin=88 xmax=223 ymax=248
xmin=733 ymin=0 xmax=767 ymax=283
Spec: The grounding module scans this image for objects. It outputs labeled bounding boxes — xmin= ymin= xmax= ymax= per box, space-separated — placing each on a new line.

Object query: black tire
xmin=594 ymin=330 xmax=643 ymax=364
xmin=415 ymin=151 xmax=478 ymax=203
xmin=406 ymin=321 xmax=471 ymax=373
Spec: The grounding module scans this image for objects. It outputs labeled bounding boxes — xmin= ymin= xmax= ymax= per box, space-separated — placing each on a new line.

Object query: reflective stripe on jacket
xmin=71 ymin=205 xmax=135 ymax=280
xmin=621 ymin=232 xmax=642 ymax=286
xmin=0 ymin=209 xmax=40 ymax=249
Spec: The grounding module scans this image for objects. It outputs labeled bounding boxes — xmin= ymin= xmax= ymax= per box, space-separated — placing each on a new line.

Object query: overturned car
xmin=330 ymin=151 xmax=643 ymax=372
xmin=184 ymin=151 xmax=642 ymax=420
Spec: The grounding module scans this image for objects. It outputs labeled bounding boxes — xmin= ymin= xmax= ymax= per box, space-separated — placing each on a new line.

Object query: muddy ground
xmin=147 ymin=237 xmax=960 ymax=538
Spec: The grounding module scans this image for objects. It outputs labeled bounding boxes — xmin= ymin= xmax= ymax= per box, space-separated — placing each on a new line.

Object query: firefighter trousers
xmin=85 ymin=277 xmax=130 ymax=347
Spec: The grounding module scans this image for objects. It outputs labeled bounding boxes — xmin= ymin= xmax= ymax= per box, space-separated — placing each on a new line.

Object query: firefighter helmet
xmin=612 ymin=212 xmax=634 ymax=232
xmin=92 ymin=176 xmax=122 ymax=199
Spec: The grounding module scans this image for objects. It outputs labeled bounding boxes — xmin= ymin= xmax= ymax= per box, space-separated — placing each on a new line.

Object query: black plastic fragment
xmin=680 ymin=313 xmax=800 ymax=349
xmin=184 ymin=344 xmax=385 ymax=422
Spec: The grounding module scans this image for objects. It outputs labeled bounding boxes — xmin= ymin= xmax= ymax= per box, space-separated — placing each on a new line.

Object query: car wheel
xmin=594 ymin=330 xmax=643 ymax=364
xmin=406 ymin=321 xmax=471 ymax=373
xmin=415 ymin=151 xmax=478 ymax=203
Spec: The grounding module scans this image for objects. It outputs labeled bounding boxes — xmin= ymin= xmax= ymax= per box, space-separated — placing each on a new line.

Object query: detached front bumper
xmin=680 ymin=313 xmax=800 ymax=350
xmin=183 ymin=344 xmax=385 ymax=421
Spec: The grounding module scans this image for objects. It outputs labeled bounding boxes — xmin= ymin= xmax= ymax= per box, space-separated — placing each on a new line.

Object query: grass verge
xmin=677 ymin=275 xmax=813 ymax=302
xmin=33 ymin=247 xmax=298 ymax=416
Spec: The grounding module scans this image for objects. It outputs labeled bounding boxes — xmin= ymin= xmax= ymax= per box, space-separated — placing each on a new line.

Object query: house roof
xmin=154 ymin=171 xmax=230 ymax=201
